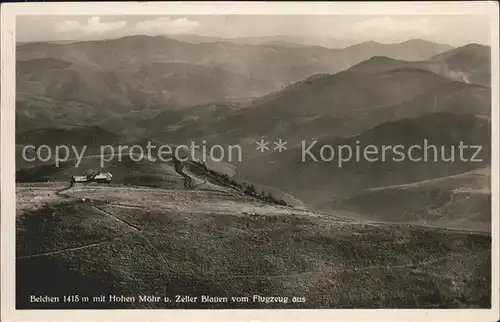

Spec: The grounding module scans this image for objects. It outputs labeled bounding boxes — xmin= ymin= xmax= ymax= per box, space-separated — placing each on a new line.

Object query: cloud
xmin=54 ymin=16 xmax=126 ymax=35
xmin=134 ymin=17 xmax=200 ymax=35
xmin=352 ymin=17 xmax=437 ymax=37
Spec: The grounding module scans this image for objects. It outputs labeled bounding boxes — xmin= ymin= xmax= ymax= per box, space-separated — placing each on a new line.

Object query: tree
xmin=245 ymin=184 xmax=256 ymax=196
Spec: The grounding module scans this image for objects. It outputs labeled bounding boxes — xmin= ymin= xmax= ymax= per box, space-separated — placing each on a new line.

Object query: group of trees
xmin=191 ymin=160 xmax=289 ymax=207
xmin=244 ymin=184 xmax=288 ymax=206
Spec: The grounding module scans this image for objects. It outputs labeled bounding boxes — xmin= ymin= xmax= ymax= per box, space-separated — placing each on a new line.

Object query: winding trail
xmin=17 ymin=204 xmax=168 ymax=266
xmin=92 ymin=205 xmax=140 ymax=231
xmin=55 ymin=182 xmax=74 ymax=198
xmin=92 ymin=205 xmax=168 ymax=266
xmin=16 ymin=236 xmax=124 ymax=260
xmin=173 ymin=157 xmax=196 ymax=189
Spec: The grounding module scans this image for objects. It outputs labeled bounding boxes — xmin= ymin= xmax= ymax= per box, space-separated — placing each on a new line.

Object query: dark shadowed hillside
xmin=16 ymin=126 xmax=123 ymax=170
xmin=16 ymin=126 xmax=123 ymax=148
xmin=238 ymin=113 xmax=490 ymax=208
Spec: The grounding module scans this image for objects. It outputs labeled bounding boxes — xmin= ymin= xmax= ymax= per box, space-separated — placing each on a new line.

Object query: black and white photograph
xmin=1 ymin=2 xmax=499 ymax=321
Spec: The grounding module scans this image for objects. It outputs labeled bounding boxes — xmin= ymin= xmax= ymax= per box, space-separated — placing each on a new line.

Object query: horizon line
xmin=15 ymin=33 xmax=490 ymax=49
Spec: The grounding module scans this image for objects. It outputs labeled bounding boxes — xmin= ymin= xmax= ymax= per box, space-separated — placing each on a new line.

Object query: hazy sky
xmin=17 ymin=15 xmax=491 ymax=47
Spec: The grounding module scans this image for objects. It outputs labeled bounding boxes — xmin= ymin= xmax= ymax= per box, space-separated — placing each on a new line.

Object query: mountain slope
xmin=16 ymin=126 xmax=123 ymax=148
xmin=16 ymin=36 xmax=335 ymax=91
xmin=329 ymin=167 xmax=491 ymax=231
xmin=430 ymin=44 xmax=491 ymax=86
xmin=16 ymin=36 xmax=455 ymax=133
xmin=16 ymin=182 xmax=491 ymax=309
xmin=17 ymin=58 xmax=130 ymax=108
xmin=127 ymin=62 xmax=272 ymax=107
xmin=336 ymin=39 xmax=453 ymax=66
xmin=345 ymin=43 xmax=490 ymax=86
xmin=144 ymin=63 xmax=489 ymax=147
xmin=16 ymin=58 xmax=272 ymax=116
xmin=238 ymin=113 xmax=491 ymax=207
xmin=16 ymin=126 xmax=123 ymax=170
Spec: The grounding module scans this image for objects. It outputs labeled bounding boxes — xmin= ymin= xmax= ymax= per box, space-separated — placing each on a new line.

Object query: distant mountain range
xmin=140 ymin=43 xmax=490 ymax=147
xmin=16 ymin=36 xmax=455 ymax=131
xmin=351 ymin=43 xmax=490 ymax=86
xmin=164 ymin=34 xmax=357 ymax=48
xmin=15 ymin=35 xmax=492 ymax=230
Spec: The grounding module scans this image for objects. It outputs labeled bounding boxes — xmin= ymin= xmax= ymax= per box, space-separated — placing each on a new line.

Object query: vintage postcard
xmin=1 ymin=1 xmax=499 ymax=321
